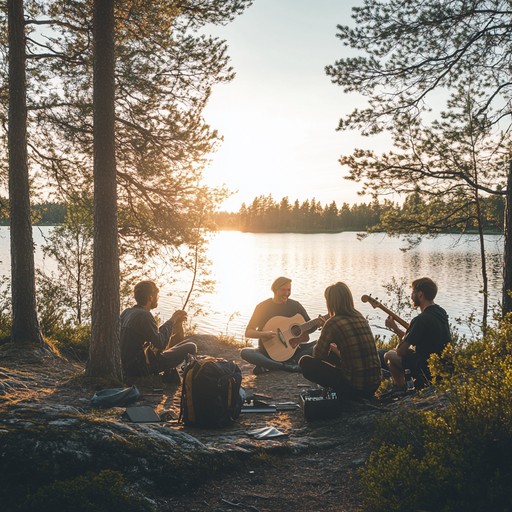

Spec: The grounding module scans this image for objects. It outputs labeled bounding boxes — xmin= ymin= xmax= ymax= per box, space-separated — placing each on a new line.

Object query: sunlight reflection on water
xmin=154 ymin=231 xmax=504 ymax=343
xmin=0 ymin=228 xmax=502 ymax=345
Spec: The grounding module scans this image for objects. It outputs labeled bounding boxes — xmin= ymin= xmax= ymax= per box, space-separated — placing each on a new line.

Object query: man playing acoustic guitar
xmin=241 ymin=276 xmax=322 ymax=375
xmin=383 ymin=277 xmax=451 ymax=393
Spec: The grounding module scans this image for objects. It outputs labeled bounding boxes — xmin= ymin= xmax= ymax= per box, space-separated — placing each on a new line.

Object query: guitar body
xmin=262 ymin=314 xmax=312 ymax=362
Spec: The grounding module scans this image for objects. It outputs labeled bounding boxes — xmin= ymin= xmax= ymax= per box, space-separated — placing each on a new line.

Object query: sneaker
xmin=253 ymin=366 xmax=270 ymax=375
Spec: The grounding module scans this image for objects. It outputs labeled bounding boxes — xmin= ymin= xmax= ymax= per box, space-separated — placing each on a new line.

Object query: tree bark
xmin=503 ymin=161 xmax=512 ymax=317
xmin=472 ymin=178 xmax=488 ymax=329
xmin=7 ymin=0 xmax=43 ymax=345
xmin=86 ymin=0 xmax=122 ymax=379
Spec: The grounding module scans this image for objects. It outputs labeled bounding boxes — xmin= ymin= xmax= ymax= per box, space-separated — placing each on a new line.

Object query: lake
xmin=0 ymin=228 xmax=504 ymax=343
xmin=186 ymin=231 xmax=503 ymax=342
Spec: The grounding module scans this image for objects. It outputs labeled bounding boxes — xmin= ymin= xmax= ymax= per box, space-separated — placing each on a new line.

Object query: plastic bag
xmin=91 ymin=385 xmax=141 ymax=408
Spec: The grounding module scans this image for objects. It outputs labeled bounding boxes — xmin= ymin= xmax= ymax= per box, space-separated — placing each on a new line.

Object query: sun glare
xmin=206 ymin=232 xmax=269 ymax=318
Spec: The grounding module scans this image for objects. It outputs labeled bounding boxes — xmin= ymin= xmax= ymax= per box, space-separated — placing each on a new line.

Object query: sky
xmin=201 ymin=0 xmax=378 ymax=212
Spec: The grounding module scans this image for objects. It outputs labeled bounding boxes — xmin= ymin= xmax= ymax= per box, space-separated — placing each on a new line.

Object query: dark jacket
xmin=119 ymin=305 xmax=174 ymax=377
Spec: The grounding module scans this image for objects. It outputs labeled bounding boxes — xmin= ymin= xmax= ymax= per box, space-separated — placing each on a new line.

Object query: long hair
xmin=324 ymin=282 xmax=362 ymax=318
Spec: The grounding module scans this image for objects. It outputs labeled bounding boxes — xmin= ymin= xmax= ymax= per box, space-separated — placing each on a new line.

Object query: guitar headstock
xmin=361 ymin=294 xmax=379 ymax=309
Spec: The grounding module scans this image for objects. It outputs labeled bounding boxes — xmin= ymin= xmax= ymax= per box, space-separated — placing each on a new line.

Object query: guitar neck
xmin=304 ymin=314 xmax=329 ymax=331
xmin=361 ymin=295 xmax=410 ymax=329
xmin=379 ymin=305 xmax=409 ymax=329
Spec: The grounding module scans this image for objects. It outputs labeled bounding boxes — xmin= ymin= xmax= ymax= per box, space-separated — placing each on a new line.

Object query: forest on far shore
xmin=212 ymin=193 xmax=505 ymax=233
xmin=0 ymin=193 xmax=504 ymax=234
xmin=0 ymin=201 xmax=65 ymax=226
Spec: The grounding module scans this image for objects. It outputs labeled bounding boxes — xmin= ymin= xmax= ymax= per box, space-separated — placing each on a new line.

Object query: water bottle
xmin=404 ymin=369 xmax=415 ymax=392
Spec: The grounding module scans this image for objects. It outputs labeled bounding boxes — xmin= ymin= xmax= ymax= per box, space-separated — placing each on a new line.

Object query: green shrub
xmin=16 ymin=470 xmax=152 ymax=512
xmin=362 ymin=444 xmax=426 ymax=512
xmin=48 ymin=323 xmax=91 ymax=361
xmin=360 ymin=316 xmax=512 ymax=512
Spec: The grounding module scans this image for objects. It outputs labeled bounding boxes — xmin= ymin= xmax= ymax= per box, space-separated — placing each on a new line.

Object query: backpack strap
xmin=179 ymin=357 xmax=199 ymax=424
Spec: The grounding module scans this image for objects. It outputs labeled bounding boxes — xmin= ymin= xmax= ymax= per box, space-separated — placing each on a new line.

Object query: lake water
xmin=0 ymin=228 xmax=504 ymax=343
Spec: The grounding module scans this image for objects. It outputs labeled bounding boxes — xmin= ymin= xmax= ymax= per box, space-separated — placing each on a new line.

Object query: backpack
xmin=180 ymin=356 xmax=243 ymax=428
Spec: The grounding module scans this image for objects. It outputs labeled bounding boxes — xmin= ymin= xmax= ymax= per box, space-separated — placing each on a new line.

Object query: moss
xmin=15 ymin=470 xmax=153 ymax=512
xmin=0 ymin=406 xmax=251 ymax=507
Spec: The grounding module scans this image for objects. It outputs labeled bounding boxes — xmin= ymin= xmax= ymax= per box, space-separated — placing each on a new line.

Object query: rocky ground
xmin=0 ymin=336 xmax=430 ymax=512
xmin=155 ymin=337 xmax=387 ymax=511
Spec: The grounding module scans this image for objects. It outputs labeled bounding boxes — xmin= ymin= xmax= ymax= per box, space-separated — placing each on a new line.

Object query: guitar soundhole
xmin=290 ymin=325 xmax=302 ymax=337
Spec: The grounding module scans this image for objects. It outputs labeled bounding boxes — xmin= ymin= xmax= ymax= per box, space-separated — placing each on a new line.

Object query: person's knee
xmin=240 ymin=348 xmax=253 ymax=363
xmin=298 ymin=354 xmax=311 ymax=366
xmin=298 ymin=355 xmax=315 ymax=376
xmin=384 ymin=350 xmax=401 ymax=367
xmin=383 ymin=349 xmax=394 ymax=360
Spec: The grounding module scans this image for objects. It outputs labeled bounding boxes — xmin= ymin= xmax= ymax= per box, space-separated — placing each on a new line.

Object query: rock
xmin=0 ymin=339 xmax=436 ymax=510
xmin=187 ymin=334 xmax=243 ymax=360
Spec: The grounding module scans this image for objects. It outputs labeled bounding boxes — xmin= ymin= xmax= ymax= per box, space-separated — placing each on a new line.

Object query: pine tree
xmin=328 ymin=1 xmax=512 ymax=316
xmin=7 ymin=0 xmax=43 ymax=345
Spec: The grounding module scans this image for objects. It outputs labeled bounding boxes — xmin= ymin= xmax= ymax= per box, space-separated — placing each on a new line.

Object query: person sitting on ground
xmin=241 ymin=276 xmax=320 ymax=375
xmin=382 ymin=276 xmax=451 ymax=392
xmin=298 ymin=281 xmax=381 ymax=400
xmin=120 ymin=280 xmax=197 ymax=383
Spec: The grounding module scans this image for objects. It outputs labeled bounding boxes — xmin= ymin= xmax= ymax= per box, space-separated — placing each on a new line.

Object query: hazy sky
xmin=202 ymin=0 xmax=378 ymax=212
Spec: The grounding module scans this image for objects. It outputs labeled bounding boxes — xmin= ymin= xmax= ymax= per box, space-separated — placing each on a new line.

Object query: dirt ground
xmin=162 ymin=444 xmax=365 ymax=512
xmin=155 ymin=368 xmax=372 ymax=511
xmin=0 ymin=338 xmax=389 ymax=512
xmin=126 ymin=336 xmax=383 ymax=512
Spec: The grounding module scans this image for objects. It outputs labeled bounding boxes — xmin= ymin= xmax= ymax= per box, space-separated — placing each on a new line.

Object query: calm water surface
xmin=0 ymin=228 xmax=504 ymax=342
xmin=158 ymin=231 xmax=503 ymax=341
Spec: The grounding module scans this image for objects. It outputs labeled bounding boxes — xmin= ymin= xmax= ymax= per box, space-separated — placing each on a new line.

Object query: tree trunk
xmin=86 ymin=0 xmax=122 ymax=380
xmin=7 ymin=0 xmax=43 ymax=345
xmin=474 ymin=190 xmax=488 ymax=329
xmin=503 ymin=161 xmax=512 ymax=317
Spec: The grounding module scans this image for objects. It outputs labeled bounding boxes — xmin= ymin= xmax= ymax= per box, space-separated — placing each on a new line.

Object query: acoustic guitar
xmin=261 ymin=313 xmax=329 ymax=362
xmin=361 ymin=294 xmax=410 ymax=329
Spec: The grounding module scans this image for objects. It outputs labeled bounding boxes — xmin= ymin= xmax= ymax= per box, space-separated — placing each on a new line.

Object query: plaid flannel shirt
xmin=314 ymin=314 xmax=381 ymax=392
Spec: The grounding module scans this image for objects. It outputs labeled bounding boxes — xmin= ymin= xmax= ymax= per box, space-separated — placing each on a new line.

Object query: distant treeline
xmin=0 ymin=196 xmax=503 ymax=233
xmin=213 ymin=194 xmax=505 ymax=233
xmin=0 ymin=200 xmax=65 ymax=226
